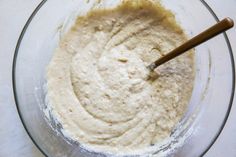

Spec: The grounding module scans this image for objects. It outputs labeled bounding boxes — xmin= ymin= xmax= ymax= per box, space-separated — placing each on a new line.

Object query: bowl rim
xmin=12 ymin=0 xmax=235 ymax=156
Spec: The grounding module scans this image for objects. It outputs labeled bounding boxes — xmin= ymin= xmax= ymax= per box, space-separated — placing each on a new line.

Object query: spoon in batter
xmin=148 ymin=17 xmax=234 ymax=71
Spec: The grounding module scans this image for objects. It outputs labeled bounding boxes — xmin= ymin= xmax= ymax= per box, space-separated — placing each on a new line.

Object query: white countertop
xmin=0 ymin=0 xmax=236 ymax=156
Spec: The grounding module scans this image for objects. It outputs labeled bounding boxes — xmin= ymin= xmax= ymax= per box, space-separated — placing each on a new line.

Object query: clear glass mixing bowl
xmin=13 ymin=0 xmax=235 ymax=156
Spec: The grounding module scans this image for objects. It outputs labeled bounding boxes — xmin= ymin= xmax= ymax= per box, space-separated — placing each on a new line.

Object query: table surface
xmin=0 ymin=0 xmax=236 ymax=157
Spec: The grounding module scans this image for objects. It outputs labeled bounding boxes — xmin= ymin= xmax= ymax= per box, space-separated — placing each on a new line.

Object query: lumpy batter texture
xmin=46 ymin=0 xmax=194 ymax=154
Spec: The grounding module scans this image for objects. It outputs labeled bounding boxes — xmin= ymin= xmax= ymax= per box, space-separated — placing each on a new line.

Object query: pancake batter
xmin=46 ymin=0 xmax=195 ymax=154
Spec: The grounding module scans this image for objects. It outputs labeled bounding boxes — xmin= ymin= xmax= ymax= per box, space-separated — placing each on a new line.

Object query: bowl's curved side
xmin=12 ymin=1 xmax=47 ymax=157
xmin=198 ymin=0 xmax=235 ymax=156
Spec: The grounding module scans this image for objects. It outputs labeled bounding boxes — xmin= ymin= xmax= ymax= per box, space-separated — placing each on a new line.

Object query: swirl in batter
xmin=46 ymin=0 xmax=194 ymax=154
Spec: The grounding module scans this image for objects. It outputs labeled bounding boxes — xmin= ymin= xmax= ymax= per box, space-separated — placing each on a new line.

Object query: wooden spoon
xmin=147 ymin=17 xmax=234 ymax=71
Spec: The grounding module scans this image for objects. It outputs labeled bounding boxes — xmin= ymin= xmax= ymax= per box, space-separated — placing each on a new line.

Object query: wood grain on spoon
xmin=148 ymin=17 xmax=234 ymax=71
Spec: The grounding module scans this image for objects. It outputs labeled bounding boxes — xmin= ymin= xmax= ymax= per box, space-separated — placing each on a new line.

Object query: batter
xmin=46 ymin=0 xmax=194 ymax=154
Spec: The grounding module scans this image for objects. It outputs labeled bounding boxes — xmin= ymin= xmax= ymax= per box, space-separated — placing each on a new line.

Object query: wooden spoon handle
xmin=148 ymin=17 xmax=234 ymax=70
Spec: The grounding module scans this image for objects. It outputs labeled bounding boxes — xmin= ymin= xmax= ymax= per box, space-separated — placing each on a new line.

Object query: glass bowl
xmin=13 ymin=0 xmax=235 ymax=156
